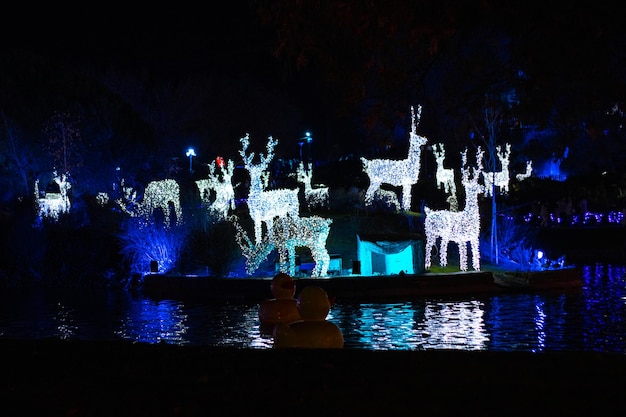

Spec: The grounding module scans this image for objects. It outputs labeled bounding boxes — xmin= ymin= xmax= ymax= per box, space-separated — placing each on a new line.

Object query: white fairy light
xmin=140 ymin=179 xmax=183 ymax=227
xmin=33 ymin=170 xmax=72 ymax=223
xmin=361 ymin=105 xmax=428 ymax=211
xmin=195 ymin=158 xmax=236 ymax=221
xmin=516 ymin=160 xmax=533 ymax=181
xmin=432 ymin=143 xmax=458 ymax=211
xmin=273 ymin=213 xmax=332 ymax=277
xmin=96 ymin=192 xmax=109 ymax=206
xmin=232 ymin=213 xmax=332 ymax=277
xmin=297 ymin=161 xmax=329 ymax=210
xmin=482 ymin=143 xmax=511 ymax=196
xmin=239 ymin=134 xmax=300 ymax=243
xmin=424 ymin=147 xmax=484 ymax=271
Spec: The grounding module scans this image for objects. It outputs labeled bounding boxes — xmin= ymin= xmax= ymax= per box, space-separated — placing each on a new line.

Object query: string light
xmin=297 ymin=161 xmax=329 ymax=210
xmin=33 ymin=170 xmax=72 ymax=224
xmin=239 ymin=134 xmax=300 ymax=243
xmin=424 ymin=147 xmax=484 ymax=271
xmin=482 ymin=143 xmax=511 ymax=196
xmin=195 ymin=158 xmax=236 ymax=221
xmin=140 ymin=179 xmax=183 ymax=227
xmin=432 ymin=143 xmax=458 ymax=211
xmin=361 ymin=105 xmax=428 ymax=211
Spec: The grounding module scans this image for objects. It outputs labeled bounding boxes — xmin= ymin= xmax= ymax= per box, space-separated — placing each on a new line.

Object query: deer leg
xmin=424 ymin=236 xmax=435 ymax=269
xmin=471 ymin=239 xmax=480 ymax=271
xmin=458 ymin=242 xmax=468 ymax=271
xmin=401 ymin=184 xmax=411 ymax=211
xmin=439 ymin=238 xmax=449 ymax=267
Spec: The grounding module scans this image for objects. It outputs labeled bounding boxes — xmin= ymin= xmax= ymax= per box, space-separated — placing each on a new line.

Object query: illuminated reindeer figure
xmin=239 ymin=134 xmax=300 ymax=244
xmin=482 ymin=143 xmax=511 ymax=197
xmin=432 ymin=143 xmax=458 ymax=211
xmin=297 ymin=161 xmax=329 ymax=210
xmin=115 ymin=178 xmax=182 ymax=227
xmin=231 ymin=213 xmax=332 ymax=277
xmin=34 ymin=170 xmax=72 ymax=222
xmin=424 ymin=147 xmax=484 ymax=272
xmin=361 ymin=105 xmax=428 ymax=211
xmin=195 ymin=158 xmax=236 ymax=221
xmin=141 ymin=179 xmax=183 ymax=227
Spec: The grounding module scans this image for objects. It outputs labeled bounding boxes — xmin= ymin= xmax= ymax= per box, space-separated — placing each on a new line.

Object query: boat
xmin=493 ymin=267 xmax=582 ymax=290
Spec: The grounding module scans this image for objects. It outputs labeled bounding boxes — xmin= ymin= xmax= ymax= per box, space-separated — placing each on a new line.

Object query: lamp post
xmin=298 ymin=131 xmax=312 ymax=165
xmin=186 ymin=148 xmax=196 ymax=173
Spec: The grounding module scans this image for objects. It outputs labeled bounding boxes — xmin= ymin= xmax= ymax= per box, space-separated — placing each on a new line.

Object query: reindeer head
xmin=239 ymin=134 xmax=278 ymax=192
xmin=433 ymin=143 xmax=446 ymax=163
xmin=461 ymin=146 xmax=485 ymax=195
xmin=409 ymin=105 xmax=429 ymax=151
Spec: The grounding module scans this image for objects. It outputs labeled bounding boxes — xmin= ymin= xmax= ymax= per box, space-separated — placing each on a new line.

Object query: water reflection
xmin=1 ymin=263 xmax=625 ymax=352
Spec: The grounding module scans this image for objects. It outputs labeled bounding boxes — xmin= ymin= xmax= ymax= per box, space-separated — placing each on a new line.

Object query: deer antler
xmin=239 ymin=133 xmax=255 ymax=168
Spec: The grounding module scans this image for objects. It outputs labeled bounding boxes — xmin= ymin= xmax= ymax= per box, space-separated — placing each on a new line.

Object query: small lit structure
xmin=357 ymin=234 xmax=424 ymax=276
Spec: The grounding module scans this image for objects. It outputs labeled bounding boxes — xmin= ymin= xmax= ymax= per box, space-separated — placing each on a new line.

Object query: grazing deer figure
xmin=432 ymin=143 xmax=458 ymax=211
xmin=424 ymin=147 xmax=484 ymax=271
xmin=231 ymin=213 xmax=332 ymax=277
xmin=516 ymin=160 xmax=533 ymax=182
xmin=361 ymin=105 xmax=428 ymax=211
xmin=239 ymin=134 xmax=300 ymax=244
xmin=141 ymin=179 xmax=183 ymax=227
xmin=34 ymin=170 xmax=72 ymax=222
xmin=482 ymin=143 xmax=511 ymax=197
xmin=297 ymin=161 xmax=329 ymax=210
xmin=195 ymin=158 xmax=236 ymax=221
xmin=273 ymin=213 xmax=332 ymax=277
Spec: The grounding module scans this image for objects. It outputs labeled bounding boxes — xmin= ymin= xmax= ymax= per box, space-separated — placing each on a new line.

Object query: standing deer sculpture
xmin=195 ymin=158 xmax=236 ymax=221
xmin=432 ymin=143 xmax=458 ymax=210
xmin=361 ymin=105 xmax=428 ymax=211
xmin=424 ymin=147 xmax=484 ymax=272
xmin=297 ymin=161 xmax=329 ymax=210
xmin=482 ymin=143 xmax=511 ymax=197
xmin=239 ymin=134 xmax=300 ymax=244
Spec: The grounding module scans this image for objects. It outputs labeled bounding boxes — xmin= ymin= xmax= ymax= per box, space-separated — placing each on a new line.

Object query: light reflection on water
xmin=0 ymin=263 xmax=625 ymax=352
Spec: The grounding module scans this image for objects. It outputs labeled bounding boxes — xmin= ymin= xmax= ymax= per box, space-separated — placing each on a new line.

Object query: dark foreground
xmin=1 ymin=339 xmax=625 ymax=416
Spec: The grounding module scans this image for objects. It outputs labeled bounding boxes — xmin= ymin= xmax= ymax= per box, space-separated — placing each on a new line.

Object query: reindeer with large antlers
xmin=239 ymin=134 xmax=300 ymax=244
xmin=361 ymin=105 xmax=428 ymax=211
xmin=424 ymin=147 xmax=484 ymax=271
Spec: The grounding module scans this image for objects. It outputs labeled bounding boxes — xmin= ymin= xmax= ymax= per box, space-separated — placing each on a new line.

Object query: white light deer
xmin=141 ymin=179 xmax=183 ymax=227
xmin=34 ymin=170 xmax=72 ymax=223
xmin=195 ymin=158 xmax=236 ymax=221
xmin=231 ymin=213 xmax=332 ymax=277
xmin=516 ymin=160 xmax=533 ymax=182
xmin=424 ymin=147 xmax=484 ymax=271
xmin=273 ymin=213 xmax=332 ymax=277
xmin=361 ymin=105 xmax=428 ymax=211
xmin=115 ymin=178 xmax=182 ymax=227
xmin=239 ymin=134 xmax=300 ymax=244
xmin=297 ymin=161 xmax=329 ymax=210
xmin=482 ymin=143 xmax=511 ymax=197
xmin=432 ymin=143 xmax=458 ymax=211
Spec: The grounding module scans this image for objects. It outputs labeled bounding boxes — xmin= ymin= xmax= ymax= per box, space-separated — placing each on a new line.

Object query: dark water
xmin=1 ymin=263 xmax=625 ymax=352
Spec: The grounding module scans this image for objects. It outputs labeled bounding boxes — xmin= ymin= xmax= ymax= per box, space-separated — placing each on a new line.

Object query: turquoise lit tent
xmin=356 ymin=234 xmax=424 ymax=276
